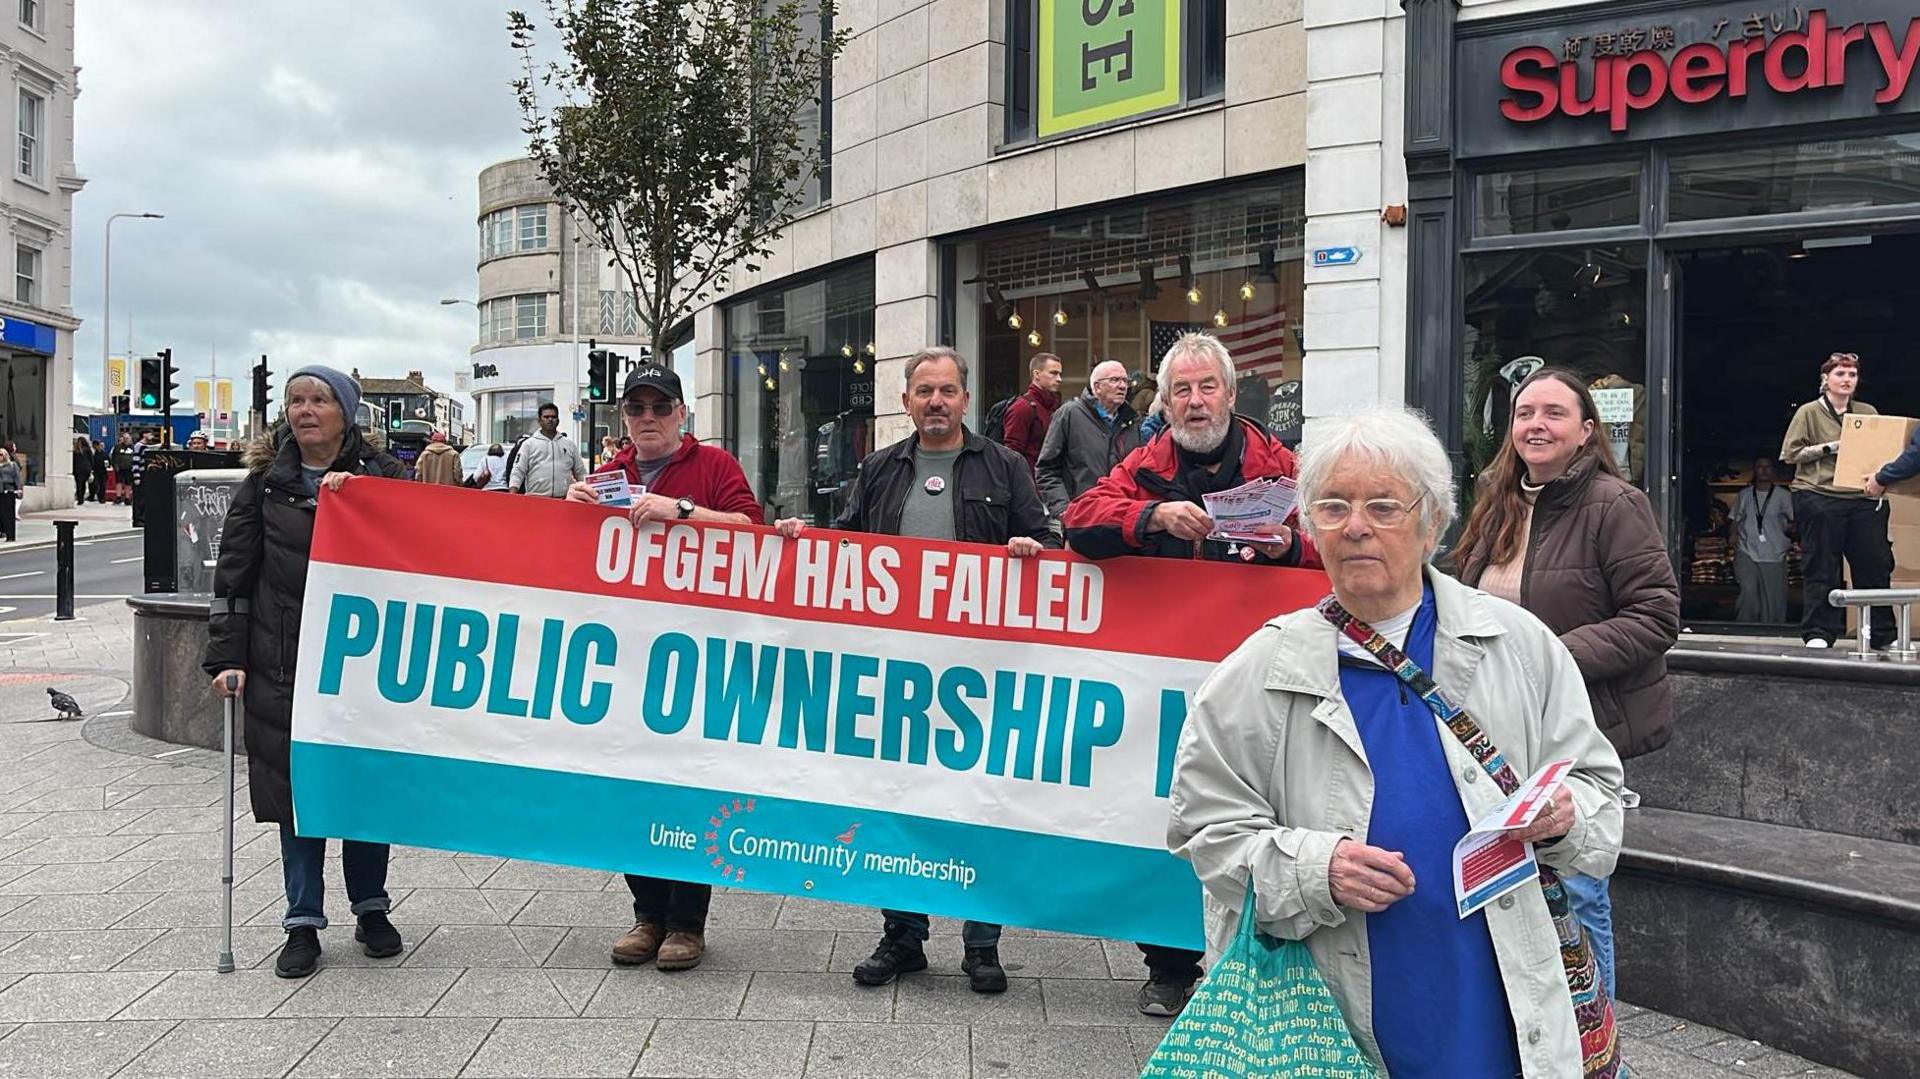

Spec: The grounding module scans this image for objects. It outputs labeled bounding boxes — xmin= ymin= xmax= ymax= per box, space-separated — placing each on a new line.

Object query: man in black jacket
xmin=775 ymin=345 xmax=1056 ymax=996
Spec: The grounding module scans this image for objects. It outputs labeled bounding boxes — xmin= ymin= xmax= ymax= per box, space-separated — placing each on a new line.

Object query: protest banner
xmin=291 ymin=479 xmax=1327 ymax=948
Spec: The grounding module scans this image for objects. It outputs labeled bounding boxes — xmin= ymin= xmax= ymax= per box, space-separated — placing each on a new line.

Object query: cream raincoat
xmin=1169 ymin=568 xmax=1624 ymax=1077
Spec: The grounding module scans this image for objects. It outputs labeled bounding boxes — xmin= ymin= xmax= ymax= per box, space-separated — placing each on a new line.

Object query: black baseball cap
xmin=622 ymin=363 xmax=683 ymax=402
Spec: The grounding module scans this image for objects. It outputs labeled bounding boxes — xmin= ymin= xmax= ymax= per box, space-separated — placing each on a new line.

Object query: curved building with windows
xmin=464 ymin=158 xmax=653 ymax=450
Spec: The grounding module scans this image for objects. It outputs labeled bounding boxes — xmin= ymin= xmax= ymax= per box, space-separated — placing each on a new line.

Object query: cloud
xmin=71 ymin=2 xmax=532 ymax=426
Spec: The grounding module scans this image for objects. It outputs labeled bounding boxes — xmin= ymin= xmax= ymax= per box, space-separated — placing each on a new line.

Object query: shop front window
xmin=1670 ymin=132 xmax=1920 ymax=221
xmin=1460 ymin=245 xmax=1649 ymax=507
xmin=726 ymin=261 xmax=875 ymax=523
xmin=959 ymin=173 xmax=1305 ymax=441
xmin=490 ymin=389 xmax=548 ymax=444
xmin=1474 ymin=159 xmax=1642 ymax=237
xmin=0 ymin=352 xmax=46 ymax=484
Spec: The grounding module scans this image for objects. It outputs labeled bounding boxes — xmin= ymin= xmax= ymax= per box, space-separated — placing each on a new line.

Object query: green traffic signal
xmin=139 ymin=392 xmax=158 ymax=408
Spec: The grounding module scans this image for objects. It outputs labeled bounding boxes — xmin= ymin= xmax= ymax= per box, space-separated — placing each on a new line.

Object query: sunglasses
xmin=621 ymin=399 xmax=678 ymax=417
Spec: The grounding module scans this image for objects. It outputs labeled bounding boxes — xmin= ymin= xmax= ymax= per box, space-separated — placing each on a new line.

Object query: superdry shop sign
xmin=1459 ymin=2 xmax=1920 ymax=157
xmin=1037 ymin=0 xmax=1182 ymax=139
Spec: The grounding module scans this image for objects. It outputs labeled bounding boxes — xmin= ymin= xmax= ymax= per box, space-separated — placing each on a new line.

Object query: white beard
xmin=1171 ymin=413 xmax=1231 ymax=454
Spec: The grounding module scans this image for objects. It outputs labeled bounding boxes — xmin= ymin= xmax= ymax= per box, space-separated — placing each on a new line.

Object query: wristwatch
xmin=676 ymin=497 xmax=696 ymax=519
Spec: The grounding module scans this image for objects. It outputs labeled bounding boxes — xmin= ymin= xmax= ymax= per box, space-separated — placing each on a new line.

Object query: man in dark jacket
xmin=1036 ymin=359 xmax=1140 ymax=516
xmin=568 ymin=363 xmax=763 ymax=974
xmin=205 ymin=365 xmax=408 ymax=980
xmin=1863 ymin=422 xmax=1920 ymax=497
xmin=775 ymin=346 xmax=1056 ymax=997
xmin=1063 ymin=331 xmax=1319 ymax=1018
xmin=1001 ymin=352 xmax=1062 ymax=472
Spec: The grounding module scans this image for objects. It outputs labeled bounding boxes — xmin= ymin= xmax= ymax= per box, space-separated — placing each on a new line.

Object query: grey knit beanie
xmin=287 ymin=365 xmax=362 ymax=426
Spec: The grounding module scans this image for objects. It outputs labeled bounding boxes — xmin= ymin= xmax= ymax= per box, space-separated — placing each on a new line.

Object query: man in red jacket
xmin=565 ymin=362 xmax=764 ymax=974
xmin=1064 ymin=332 xmax=1320 ymax=1016
xmin=1001 ymin=352 xmax=1063 ymax=471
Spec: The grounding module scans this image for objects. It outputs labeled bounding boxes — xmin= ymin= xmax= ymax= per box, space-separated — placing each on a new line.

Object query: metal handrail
xmin=1827 ymin=588 xmax=1920 ymax=661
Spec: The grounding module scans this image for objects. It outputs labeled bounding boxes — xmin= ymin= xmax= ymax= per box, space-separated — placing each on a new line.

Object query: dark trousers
xmin=0 ymin=492 xmax=14 ymax=541
xmin=73 ymin=474 xmax=87 ymax=503
xmin=279 ymin=824 xmax=391 ymax=929
xmin=91 ymin=468 xmax=107 ymax=502
xmin=625 ymin=874 xmax=710 ymax=931
xmin=1139 ymin=942 xmax=1204 ymax=986
xmin=1793 ymin=490 xmax=1895 ymax=646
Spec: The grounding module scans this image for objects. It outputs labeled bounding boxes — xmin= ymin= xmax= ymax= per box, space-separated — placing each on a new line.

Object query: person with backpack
xmin=1000 ymin=353 xmax=1063 ymax=472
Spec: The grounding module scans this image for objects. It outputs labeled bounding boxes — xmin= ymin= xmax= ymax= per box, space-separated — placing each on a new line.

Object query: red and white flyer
xmin=1451 ymin=758 xmax=1576 ymax=919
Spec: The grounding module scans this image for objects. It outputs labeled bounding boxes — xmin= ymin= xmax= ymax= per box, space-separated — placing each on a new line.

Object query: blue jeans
xmin=1562 ymin=872 xmax=1616 ymax=1000
xmin=882 ymin=909 xmax=1000 ymax=948
xmin=279 ymin=824 xmax=391 ymax=930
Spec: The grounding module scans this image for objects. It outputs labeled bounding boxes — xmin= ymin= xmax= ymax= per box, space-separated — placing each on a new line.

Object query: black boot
xmin=962 ymin=945 xmax=1007 ymax=994
xmin=275 ymin=926 xmax=322 ymax=979
xmin=852 ymin=922 xmax=928 ymax=986
xmin=354 ymin=911 xmax=403 ymax=958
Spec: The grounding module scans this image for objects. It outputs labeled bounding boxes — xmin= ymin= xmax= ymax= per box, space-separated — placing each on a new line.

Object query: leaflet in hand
xmin=586 ymin=471 xmax=641 ymax=508
xmin=1200 ymin=475 xmax=1299 ymax=541
xmin=1451 ymin=757 xmax=1575 ymax=919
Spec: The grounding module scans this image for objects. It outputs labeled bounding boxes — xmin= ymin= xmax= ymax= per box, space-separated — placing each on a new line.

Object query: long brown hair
xmin=1454 ymin=367 xmax=1623 ymax=572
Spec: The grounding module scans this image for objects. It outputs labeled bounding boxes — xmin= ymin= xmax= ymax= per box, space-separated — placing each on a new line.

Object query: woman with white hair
xmin=205 ymin=366 xmax=409 ymax=979
xmin=1167 ymin=406 xmax=1625 ymax=1076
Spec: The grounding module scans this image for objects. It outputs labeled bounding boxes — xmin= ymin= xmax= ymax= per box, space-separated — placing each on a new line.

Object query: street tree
xmin=509 ymin=0 xmax=846 ymax=363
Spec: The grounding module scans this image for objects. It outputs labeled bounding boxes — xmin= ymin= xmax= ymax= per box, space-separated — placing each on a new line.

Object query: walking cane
xmin=217 ymin=672 xmax=238 ymax=974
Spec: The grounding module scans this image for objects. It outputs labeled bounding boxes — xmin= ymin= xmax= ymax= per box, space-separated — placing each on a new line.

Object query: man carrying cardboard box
xmin=1779 ymin=352 xmax=1894 ymax=650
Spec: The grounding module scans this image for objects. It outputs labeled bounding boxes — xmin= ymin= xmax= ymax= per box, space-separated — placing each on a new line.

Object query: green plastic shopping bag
xmin=1140 ymin=888 xmax=1377 ymax=1078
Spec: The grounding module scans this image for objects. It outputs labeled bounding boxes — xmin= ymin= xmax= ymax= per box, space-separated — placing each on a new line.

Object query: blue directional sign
xmin=1311 ymin=246 xmax=1362 ymax=268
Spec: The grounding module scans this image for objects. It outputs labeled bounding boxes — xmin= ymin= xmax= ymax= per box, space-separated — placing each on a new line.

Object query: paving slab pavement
xmin=0 ymin=604 xmax=1865 ymax=1077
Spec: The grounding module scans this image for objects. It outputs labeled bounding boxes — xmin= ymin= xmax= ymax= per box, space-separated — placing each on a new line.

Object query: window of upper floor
xmin=16 ymin=87 xmax=42 ymax=184
xmin=480 ymin=293 xmax=549 ymax=343
xmin=479 ymin=204 xmax=550 ymax=260
xmin=14 ymin=243 xmax=36 ymax=307
xmin=1003 ymin=0 xmax=1225 ymax=148
xmin=17 ymin=0 xmax=41 ymax=35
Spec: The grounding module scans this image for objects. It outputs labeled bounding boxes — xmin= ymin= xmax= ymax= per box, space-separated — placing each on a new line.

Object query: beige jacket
xmin=1168 ymin=568 xmax=1624 ymax=1078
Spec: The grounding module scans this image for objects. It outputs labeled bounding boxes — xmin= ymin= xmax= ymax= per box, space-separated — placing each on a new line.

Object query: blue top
xmin=1337 ymin=588 xmax=1522 ymax=1078
xmin=1876 ymin=423 xmax=1920 ymax=487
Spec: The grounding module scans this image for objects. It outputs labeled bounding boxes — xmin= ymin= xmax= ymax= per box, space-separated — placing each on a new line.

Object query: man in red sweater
xmin=565 ymin=362 xmax=764 ymax=974
xmin=1001 ymin=352 xmax=1063 ymax=471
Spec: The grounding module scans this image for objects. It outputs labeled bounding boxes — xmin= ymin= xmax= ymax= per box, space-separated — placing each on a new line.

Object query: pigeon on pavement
xmin=47 ymin=688 xmax=84 ymax=720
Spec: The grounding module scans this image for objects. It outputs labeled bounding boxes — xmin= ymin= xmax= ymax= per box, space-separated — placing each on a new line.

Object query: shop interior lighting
xmin=1212 ymin=308 xmax=1229 ymax=328
xmin=1027 ymin=327 xmax=1043 ymax=347
xmin=841 ymin=343 xmax=854 ymax=358
xmin=1787 ymin=247 xmax=1810 ymax=260
xmin=983 ymin=280 xmax=1015 ymax=325
xmin=764 ymin=377 xmax=776 ymax=391
xmin=1053 ymin=306 xmax=1069 ymax=326
xmin=864 ymin=341 xmax=875 ymax=355
xmin=1238 ymin=281 xmax=1257 ymax=301
xmin=1180 ymin=255 xmax=1201 ymax=305
xmin=779 ymin=357 xmax=790 ymax=372
xmin=853 ymin=359 xmax=865 ymax=374
xmin=1136 ymin=263 xmax=1160 ymax=300
xmin=1255 ymin=243 xmax=1279 ymax=283
xmin=756 ymin=362 xmax=768 ymax=377
xmin=1007 ymin=309 xmax=1023 ymax=330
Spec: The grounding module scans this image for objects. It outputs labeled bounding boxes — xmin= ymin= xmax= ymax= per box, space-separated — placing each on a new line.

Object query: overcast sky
xmin=71 ymin=3 xmax=532 ymax=413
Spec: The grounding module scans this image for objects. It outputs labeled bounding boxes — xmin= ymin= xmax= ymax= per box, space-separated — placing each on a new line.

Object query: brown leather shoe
xmin=610 ymin=921 xmax=665 ymax=965
xmin=656 ymin=929 xmax=706 ymax=971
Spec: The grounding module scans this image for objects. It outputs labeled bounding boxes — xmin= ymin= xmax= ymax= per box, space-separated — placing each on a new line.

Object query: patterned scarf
xmin=1318 ymin=594 xmax=1622 ymax=1077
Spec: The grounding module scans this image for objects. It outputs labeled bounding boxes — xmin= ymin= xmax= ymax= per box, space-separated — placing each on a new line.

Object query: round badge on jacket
xmin=924 ymin=476 xmax=946 ymax=495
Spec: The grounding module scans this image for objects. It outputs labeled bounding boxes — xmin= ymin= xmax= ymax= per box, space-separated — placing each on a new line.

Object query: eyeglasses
xmin=1306 ymin=494 xmax=1426 ymax=531
xmin=1092 ymin=376 xmax=1129 ymax=386
xmin=621 ymin=399 xmax=678 ymax=417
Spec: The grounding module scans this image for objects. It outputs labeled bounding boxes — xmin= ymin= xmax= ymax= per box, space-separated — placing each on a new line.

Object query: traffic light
xmin=252 ymin=357 xmax=272 ymax=418
xmin=160 ymin=348 xmax=180 ymax=410
xmin=586 ymin=349 xmax=611 ymax=402
xmin=137 ymin=357 xmax=162 ymax=410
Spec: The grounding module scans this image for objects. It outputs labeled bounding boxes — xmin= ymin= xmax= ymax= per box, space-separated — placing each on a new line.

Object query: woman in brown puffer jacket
xmin=1452 ymin=366 xmax=1680 ymax=1003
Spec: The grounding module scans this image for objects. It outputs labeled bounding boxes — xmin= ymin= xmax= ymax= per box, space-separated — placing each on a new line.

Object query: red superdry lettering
xmin=1497 ymin=11 xmax=1920 ymax=132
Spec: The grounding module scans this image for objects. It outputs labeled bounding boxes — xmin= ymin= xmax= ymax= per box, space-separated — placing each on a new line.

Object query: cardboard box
xmin=1833 ymin=413 xmax=1920 ymax=494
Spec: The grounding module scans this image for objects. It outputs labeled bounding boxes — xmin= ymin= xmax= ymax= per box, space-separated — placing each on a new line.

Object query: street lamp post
xmin=102 ymin=212 xmax=164 ymax=410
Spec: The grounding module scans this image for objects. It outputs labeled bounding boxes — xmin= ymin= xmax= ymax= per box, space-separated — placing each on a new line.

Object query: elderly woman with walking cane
xmin=1167 ymin=406 xmax=1626 ymax=1076
xmin=203 ymin=365 xmax=407 ymax=978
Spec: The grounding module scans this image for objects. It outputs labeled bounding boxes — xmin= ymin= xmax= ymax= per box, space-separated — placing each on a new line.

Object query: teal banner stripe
xmin=291 ymin=742 xmax=1205 ymax=949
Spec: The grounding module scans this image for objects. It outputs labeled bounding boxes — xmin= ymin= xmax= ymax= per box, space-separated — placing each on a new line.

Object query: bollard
xmin=53 ymin=520 xmax=77 ymax=621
